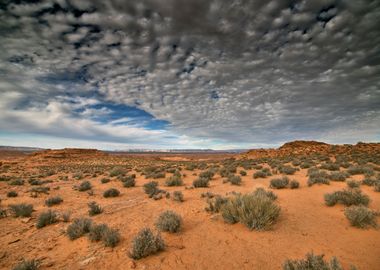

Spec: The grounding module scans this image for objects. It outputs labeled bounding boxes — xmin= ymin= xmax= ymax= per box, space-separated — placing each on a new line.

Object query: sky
xmin=0 ymin=0 xmax=379 ymax=150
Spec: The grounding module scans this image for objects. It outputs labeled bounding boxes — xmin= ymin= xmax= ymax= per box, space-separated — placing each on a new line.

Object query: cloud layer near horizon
xmin=0 ymin=0 xmax=379 ymax=149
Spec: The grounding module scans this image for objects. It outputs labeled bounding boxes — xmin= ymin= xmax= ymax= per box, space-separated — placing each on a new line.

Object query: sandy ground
xmin=0 ymin=155 xmax=379 ymax=270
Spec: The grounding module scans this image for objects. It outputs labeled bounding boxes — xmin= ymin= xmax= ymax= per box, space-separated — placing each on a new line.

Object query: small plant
xmin=205 ymin=195 xmax=228 ymax=213
xmin=110 ymin=167 xmax=126 ymax=177
xmin=88 ymin=223 xmax=108 ymax=241
xmin=307 ymin=170 xmax=330 ymax=186
xmin=165 ymin=175 xmax=183 ymax=186
xmin=103 ymin=188 xmax=120 ymax=198
xmin=193 ymin=177 xmax=209 ymax=188
xmin=283 ymin=252 xmax=355 ymax=270
xmin=9 ymin=179 xmax=24 ymax=186
xmin=220 ymin=191 xmax=280 ymax=230
xmin=143 ymin=181 xmax=160 ymax=197
xmin=121 ymin=176 xmax=136 ymax=188
xmin=270 ymin=177 xmax=289 ymax=189
xmin=67 ymin=218 xmax=92 ymax=240
xmin=290 ymin=180 xmax=300 ymax=189
xmin=101 ymin=178 xmax=110 ymax=184
xmin=36 ymin=210 xmax=58 ymax=229
xmin=199 ymin=170 xmax=214 ymax=180
xmin=279 ymin=165 xmax=297 ymax=175
xmin=78 ymin=181 xmax=92 ymax=192
xmin=324 ymin=188 xmax=370 ymax=207
xmin=347 ymin=165 xmax=374 ymax=176
xmin=9 ymin=203 xmax=33 ymax=217
xmin=45 ymin=196 xmax=63 ymax=207
xmin=346 ymin=180 xmax=360 ymax=188
xmin=12 ymin=259 xmax=40 ymax=270
xmin=102 ymin=227 xmax=120 ymax=247
xmin=253 ymin=169 xmax=271 ymax=179
xmin=172 ymin=191 xmax=184 ymax=202
xmin=228 ymin=175 xmax=242 ymax=185
xmin=62 ymin=212 xmax=71 ymax=222
xmin=155 ymin=210 xmax=182 ymax=233
xmin=7 ymin=191 xmax=18 ymax=197
xmin=329 ymin=171 xmax=348 ymax=181
xmin=344 ymin=205 xmax=377 ymax=228
xmin=253 ymin=187 xmax=277 ymax=200
xmin=239 ymin=170 xmax=247 ymax=176
xmin=88 ymin=201 xmax=103 ymax=216
xmin=129 ymin=228 xmax=165 ymax=259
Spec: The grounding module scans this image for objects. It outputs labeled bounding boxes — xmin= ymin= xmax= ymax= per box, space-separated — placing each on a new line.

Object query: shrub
xmin=253 ymin=187 xmax=277 ymax=200
xmin=110 ymin=167 xmax=126 ymax=177
xmin=320 ymin=163 xmax=340 ymax=171
xmin=155 ymin=210 xmax=182 ymax=233
xmin=9 ymin=179 xmax=24 ymax=186
xmin=9 ymin=203 xmax=33 ymax=217
xmin=329 ymin=171 xmax=348 ymax=181
xmin=346 ymin=180 xmax=360 ymax=188
xmin=344 ymin=205 xmax=377 ymax=228
xmin=129 ymin=228 xmax=165 ymax=259
xmin=324 ymin=188 xmax=370 ymax=207
xmin=300 ymin=162 xmax=312 ymax=169
xmin=374 ymin=182 xmax=380 ymax=192
xmin=67 ymin=218 xmax=92 ymax=240
xmin=220 ymin=191 xmax=280 ymax=230
xmin=36 ymin=210 xmax=58 ymax=229
xmin=172 ymin=191 xmax=184 ymax=202
xmin=270 ymin=177 xmax=289 ymax=189
xmin=88 ymin=224 xmax=108 ymax=242
xmin=143 ymin=181 xmax=160 ymax=197
xmin=165 ymin=176 xmax=183 ymax=186
xmin=290 ymin=180 xmax=300 ymax=189
xmin=193 ymin=177 xmax=209 ymax=188
xmin=307 ymin=170 xmax=330 ymax=186
xmin=283 ymin=252 xmax=353 ymax=270
xmin=88 ymin=201 xmax=102 ymax=216
xmin=102 ymin=227 xmax=120 ymax=247
xmin=206 ymin=195 xmax=228 ymax=213
xmin=45 ymin=196 xmax=63 ymax=207
xmin=7 ymin=191 xmax=18 ymax=197
xmin=122 ymin=176 xmax=136 ymax=188
xmin=239 ymin=170 xmax=247 ymax=176
xmin=12 ymin=259 xmax=40 ymax=270
xmin=62 ymin=212 xmax=71 ymax=222
xmin=199 ymin=170 xmax=214 ymax=180
xmin=101 ymin=178 xmax=110 ymax=184
xmin=253 ymin=170 xmax=271 ymax=179
xmin=103 ymin=188 xmax=120 ymax=198
xmin=78 ymin=181 xmax=92 ymax=192
xmin=279 ymin=165 xmax=297 ymax=175
xmin=361 ymin=177 xmax=379 ymax=186
xmin=228 ymin=175 xmax=242 ymax=185
xmin=347 ymin=165 xmax=374 ymax=176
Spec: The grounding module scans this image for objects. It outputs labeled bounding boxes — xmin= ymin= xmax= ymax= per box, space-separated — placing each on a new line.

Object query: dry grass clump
xmin=220 ymin=190 xmax=280 ymax=230
xmin=12 ymin=259 xmax=40 ymax=270
xmin=9 ymin=179 xmax=24 ymax=186
xmin=9 ymin=203 xmax=33 ymax=217
xmin=307 ymin=169 xmax=330 ymax=186
xmin=193 ymin=177 xmax=210 ymax=188
xmin=290 ymin=180 xmax=300 ymax=189
xmin=155 ymin=210 xmax=182 ymax=233
xmin=270 ymin=177 xmax=289 ymax=189
xmin=320 ymin=163 xmax=340 ymax=171
xmin=172 ymin=191 xmax=184 ymax=202
xmin=205 ymin=195 xmax=228 ymax=213
xmin=67 ymin=218 xmax=92 ymax=240
xmin=344 ymin=205 xmax=378 ymax=229
xmin=279 ymin=165 xmax=297 ymax=175
xmin=36 ymin=210 xmax=58 ymax=229
xmin=103 ymin=188 xmax=120 ymax=198
xmin=88 ymin=201 xmax=103 ymax=216
xmin=7 ymin=191 xmax=18 ymax=197
xmin=283 ymin=252 xmax=356 ymax=270
xmin=324 ymin=188 xmax=370 ymax=207
xmin=88 ymin=223 xmax=120 ymax=247
xmin=346 ymin=180 xmax=360 ymax=188
xmin=143 ymin=181 xmax=160 ymax=197
xmin=329 ymin=171 xmax=348 ymax=181
xmin=240 ymin=170 xmax=247 ymax=176
xmin=121 ymin=175 xmax=136 ymax=188
xmin=253 ymin=168 xmax=272 ymax=179
xmin=110 ymin=167 xmax=127 ymax=177
xmin=226 ymin=174 xmax=242 ymax=185
xmin=347 ymin=165 xmax=374 ymax=176
xmin=78 ymin=181 xmax=92 ymax=192
xmin=129 ymin=228 xmax=165 ymax=260
xmin=45 ymin=196 xmax=63 ymax=207
xmin=165 ymin=175 xmax=183 ymax=186
xmin=199 ymin=170 xmax=215 ymax=180
xmin=101 ymin=178 xmax=110 ymax=184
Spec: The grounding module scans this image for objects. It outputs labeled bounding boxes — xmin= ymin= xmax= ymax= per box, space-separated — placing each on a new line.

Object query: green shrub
xmin=362 ymin=177 xmax=379 ymax=186
xmin=239 ymin=170 xmax=247 ymax=176
xmin=324 ymin=188 xmax=370 ymax=207
xmin=205 ymin=195 xmax=228 ymax=213
xmin=67 ymin=218 xmax=92 ymax=240
xmin=220 ymin=191 xmax=280 ymax=230
xmin=121 ymin=176 xmax=136 ymax=188
xmin=78 ymin=181 xmax=92 ymax=192
xmin=36 ymin=210 xmax=58 ymax=229
xmin=283 ymin=252 xmax=354 ymax=270
xmin=300 ymin=162 xmax=312 ymax=169
xmin=9 ymin=203 xmax=33 ymax=217
xmin=165 ymin=176 xmax=183 ymax=186
xmin=45 ymin=196 xmax=63 ymax=207
xmin=172 ymin=191 xmax=184 ymax=202
xmin=155 ymin=210 xmax=182 ymax=233
xmin=329 ymin=172 xmax=348 ymax=181
xmin=103 ymin=188 xmax=120 ymax=198
xmin=270 ymin=177 xmax=289 ymax=189
xmin=12 ymin=259 xmax=40 ymax=270
xmin=307 ymin=170 xmax=330 ymax=186
xmin=143 ymin=181 xmax=160 ymax=197
xmin=347 ymin=165 xmax=374 ymax=176
xmin=7 ymin=191 xmax=18 ymax=197
xmin=9 ymin=179 xmax=24 ymax=186
xmin=228 ymin=175 xmax=242 ymax=185
xmin=88 ymin=201 xmax=102 ymax=216
xmin=101 ymin=178 xmax=110 ymax=184
xmin=253 ymin=187 xmax=277 ymax=200
xmin=110 ymin=167 xmax=126 ymax=177
xmin=290 ymin=180 xmax=300 ymax=189
xmin=344 ymin=205 xmax=377 ymax=228
xmin=346 ymin=180 xmax=360 ymax=188
xmin=129 ymin=228 xmax=165 ymax=259
xmin=253 ymin=169 xmax=271 ymax=179
xmin=320 ymin=163 xmax=340 ymax=171
xmin=279 ymin=165 xmax=297 ymax=175
xmin=88 ymin=223 xmax=108 ymax=241
xmin=193 ymin=177 xmax=209 ymax=188
xmin=88 ymin=223 xmax=120 ymax=247
xmin=199 ymin=170 xmax=214 ymax=180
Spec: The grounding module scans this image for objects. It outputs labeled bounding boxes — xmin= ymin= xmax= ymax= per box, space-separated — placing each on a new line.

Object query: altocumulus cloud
xmin=0 ymin=0 xmax=379 ymax=149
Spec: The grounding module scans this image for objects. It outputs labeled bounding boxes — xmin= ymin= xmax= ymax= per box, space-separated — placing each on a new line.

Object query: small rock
xmin=21 ymin=217 xmax=31 ymax=223
xmin=79 ymin=256 xmax=96 ymax=266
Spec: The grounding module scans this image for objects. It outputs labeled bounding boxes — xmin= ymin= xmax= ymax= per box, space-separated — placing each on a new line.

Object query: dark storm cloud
xmin=0 ymin=0 xmax=379 ymax=148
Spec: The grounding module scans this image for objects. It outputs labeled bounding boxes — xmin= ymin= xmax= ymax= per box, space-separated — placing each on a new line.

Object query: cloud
xmin=0 ymin=0 xmax=379 ymax=149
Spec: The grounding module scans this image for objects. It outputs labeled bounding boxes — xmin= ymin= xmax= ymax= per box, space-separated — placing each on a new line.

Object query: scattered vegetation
xmin=88 ymin=223 xmax=120 ymax=247
xmin=78 ymin=181 xmax=92 ymax=192
xmin=193 ymin=177 xmax=209 ymax=188
xmin=290 ymin=180 xmax=300 ymax=189
xmin=172 ymin=191 xmax=184 ymax=202
xmin=7 ymin=191 xmax=18 ymax=197
xmin=165 ymin=175 xmax=183 ymax=186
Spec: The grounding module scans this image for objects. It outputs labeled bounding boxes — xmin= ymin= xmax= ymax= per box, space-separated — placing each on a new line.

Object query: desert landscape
xmin=0 ymin=141 xmax=379 ymax=270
